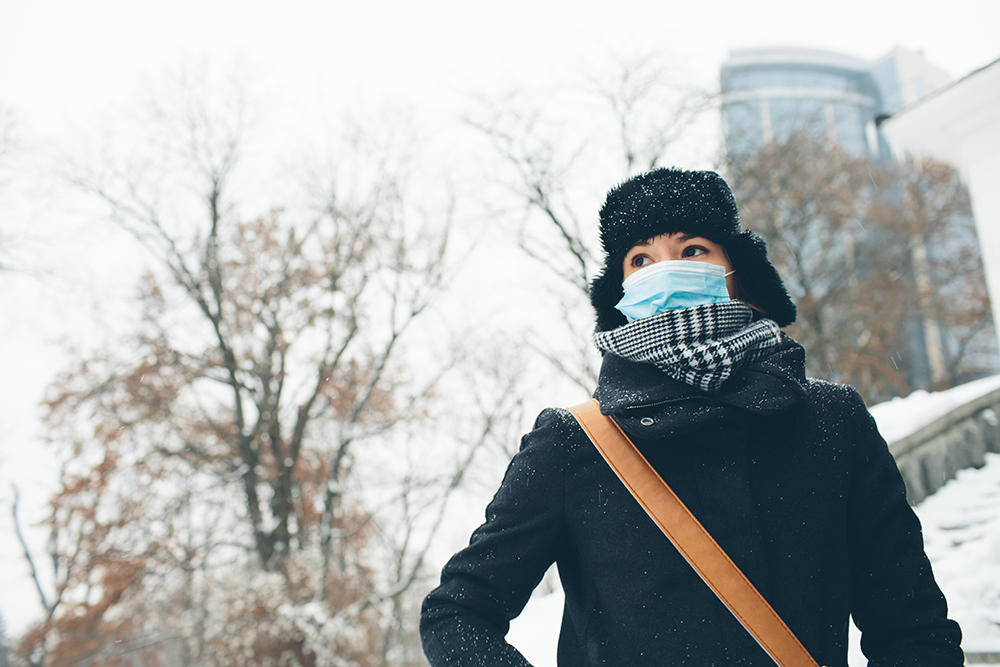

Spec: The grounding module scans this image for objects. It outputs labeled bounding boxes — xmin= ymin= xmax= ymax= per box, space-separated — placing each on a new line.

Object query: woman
xmin=420 ymin=168 xmax=963 ymax=665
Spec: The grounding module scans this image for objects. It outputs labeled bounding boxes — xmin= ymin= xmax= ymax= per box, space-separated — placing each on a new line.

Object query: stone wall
xmin=889 ymin=387 xmax=1000 ymax=505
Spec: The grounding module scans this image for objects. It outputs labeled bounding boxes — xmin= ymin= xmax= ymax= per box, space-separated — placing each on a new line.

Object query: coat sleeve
xmin=844 ymin=388 xmax=964 ymax=666
xmin=420 ymin=408 xmax=568 ymax=666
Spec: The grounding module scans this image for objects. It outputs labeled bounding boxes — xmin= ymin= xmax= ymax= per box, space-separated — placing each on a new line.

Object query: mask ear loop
xmin=725 ymin=269 xmax=756 ymax=312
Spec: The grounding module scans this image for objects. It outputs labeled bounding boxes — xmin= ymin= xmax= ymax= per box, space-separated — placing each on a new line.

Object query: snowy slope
xmin=508 ymin=377 xmax=1000 ymax=665
xmin=917 ymin=452 xmax=1000 ymax=654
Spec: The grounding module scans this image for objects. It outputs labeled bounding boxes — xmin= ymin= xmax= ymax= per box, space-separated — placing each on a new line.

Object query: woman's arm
xmin=420 ymin=408 xmax=568 ymax=666
xmin=845 ymin=389 xmax=964 ymax=666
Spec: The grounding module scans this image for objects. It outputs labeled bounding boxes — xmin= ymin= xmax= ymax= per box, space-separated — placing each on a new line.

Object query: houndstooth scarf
xmin=593 ymin=301 xmax=782 ymax=393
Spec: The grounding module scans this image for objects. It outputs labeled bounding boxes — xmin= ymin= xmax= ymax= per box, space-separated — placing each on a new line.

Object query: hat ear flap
xmin=726 ymin=231 xmax=797 ymax=327
xmin=590 ymin=257 xmax=628 ymax=332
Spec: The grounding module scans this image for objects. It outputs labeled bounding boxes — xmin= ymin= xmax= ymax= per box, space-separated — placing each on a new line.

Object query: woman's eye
xmin=631 ymin=254 xmax=652 ymax=267
xmin=682 ymin=245 xmax=707 ymax=258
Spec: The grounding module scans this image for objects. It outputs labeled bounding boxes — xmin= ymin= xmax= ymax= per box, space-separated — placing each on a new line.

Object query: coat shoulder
xmin=529 ymin=406 xmax=589 ymax=446
xmin=802 ymin=377 xmax=868 ymax=416
xmin=538 ymin=405 xmax=585 ymax=429
xmin=798 ymin=379 xmax=877 ymax=453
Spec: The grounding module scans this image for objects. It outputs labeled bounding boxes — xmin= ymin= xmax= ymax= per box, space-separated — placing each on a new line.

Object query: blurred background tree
xmin=877 ymin=157 xmax=994 ymax=389
xmin=10 ymin=76 xmax=511 ymax=667
xmin=0 ymin=612 xmax=10 ymax=667
xmin=724 ymin=131 xmax=992 ymax=403
xmin=465 ymin=53 xmax=718 ymax=392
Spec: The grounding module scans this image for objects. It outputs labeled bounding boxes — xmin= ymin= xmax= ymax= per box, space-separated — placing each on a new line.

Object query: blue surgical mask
xmin=615 ymin=260 xmax=733 ymax=321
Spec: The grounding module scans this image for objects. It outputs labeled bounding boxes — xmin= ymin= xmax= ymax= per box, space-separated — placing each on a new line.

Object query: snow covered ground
xmin=919 ymin=452 xmax=1000 ymax=656
xmin=507 ymin=377 xmax=1000 ymax=665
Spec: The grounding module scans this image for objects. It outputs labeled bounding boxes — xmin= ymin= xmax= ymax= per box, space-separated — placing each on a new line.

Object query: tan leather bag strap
xmin=569 ymin=399 xmax=820 ymax=667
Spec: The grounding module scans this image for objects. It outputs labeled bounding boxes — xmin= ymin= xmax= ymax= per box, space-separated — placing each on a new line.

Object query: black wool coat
xmin=420 ymin=337 xmax=963 ymax=666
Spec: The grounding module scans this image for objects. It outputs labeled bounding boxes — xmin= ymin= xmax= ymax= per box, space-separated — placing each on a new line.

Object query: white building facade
xmin=881 ymin=58 xmax=1000 ymax=357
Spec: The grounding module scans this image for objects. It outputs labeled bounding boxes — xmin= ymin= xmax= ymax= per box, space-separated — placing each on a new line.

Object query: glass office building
xmin=720 ymin=47 xmax=951 ymax=161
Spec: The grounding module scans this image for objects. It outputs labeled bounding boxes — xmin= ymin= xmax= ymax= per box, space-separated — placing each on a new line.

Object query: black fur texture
xmin=589 ymin=168 xmax=796 ymax=331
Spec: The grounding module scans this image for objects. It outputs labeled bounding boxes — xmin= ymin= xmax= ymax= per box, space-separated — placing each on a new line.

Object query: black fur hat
xmin=590 ymin=168 xmax=796 ymax=331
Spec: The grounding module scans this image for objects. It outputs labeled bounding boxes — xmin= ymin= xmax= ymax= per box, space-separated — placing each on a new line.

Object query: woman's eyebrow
xmin=678 ymin=233 xmax=701 ymax=242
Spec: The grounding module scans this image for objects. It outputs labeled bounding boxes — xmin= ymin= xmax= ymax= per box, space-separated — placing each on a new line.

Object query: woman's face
xmin=622 ymin=232 xmax=738 ymax=299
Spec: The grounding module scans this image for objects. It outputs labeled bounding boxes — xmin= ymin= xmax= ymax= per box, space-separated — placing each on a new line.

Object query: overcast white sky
xmin=1 ymin=0 xmax=999 ymax=637
xmin=3 ymin=0 xmax=999 ymax=137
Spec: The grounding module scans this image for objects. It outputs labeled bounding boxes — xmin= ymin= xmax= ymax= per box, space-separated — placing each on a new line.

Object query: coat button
xmin=640 ymin=417 xmax=654 ymax=426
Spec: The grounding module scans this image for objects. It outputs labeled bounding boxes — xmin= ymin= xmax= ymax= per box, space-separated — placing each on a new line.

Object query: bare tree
xmin=871 ymin=156 xmax=995 ymax=388
xmin=723 ymin=132 xmax=884 ymax=390
xmin=0 ymin=620 xmax=8 ymax=667
xmin=12 ymin=76 xmax=492 ymax=666
xmin=370 ymin=368 xmax=524 ymax=665
xmin=723 ymin=132 xmax=995 ymax=403
xmin=466 ymin=54 xmax=717 ymax=391
xmin=592 ymin=53 xmax=718 ymax=175
xmin=0 ymin=611 xmax=13 ymax=667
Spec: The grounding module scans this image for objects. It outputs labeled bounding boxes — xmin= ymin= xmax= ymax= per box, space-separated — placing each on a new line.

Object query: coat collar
xmin=593 ymin=333 xmax=808 ymax=416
